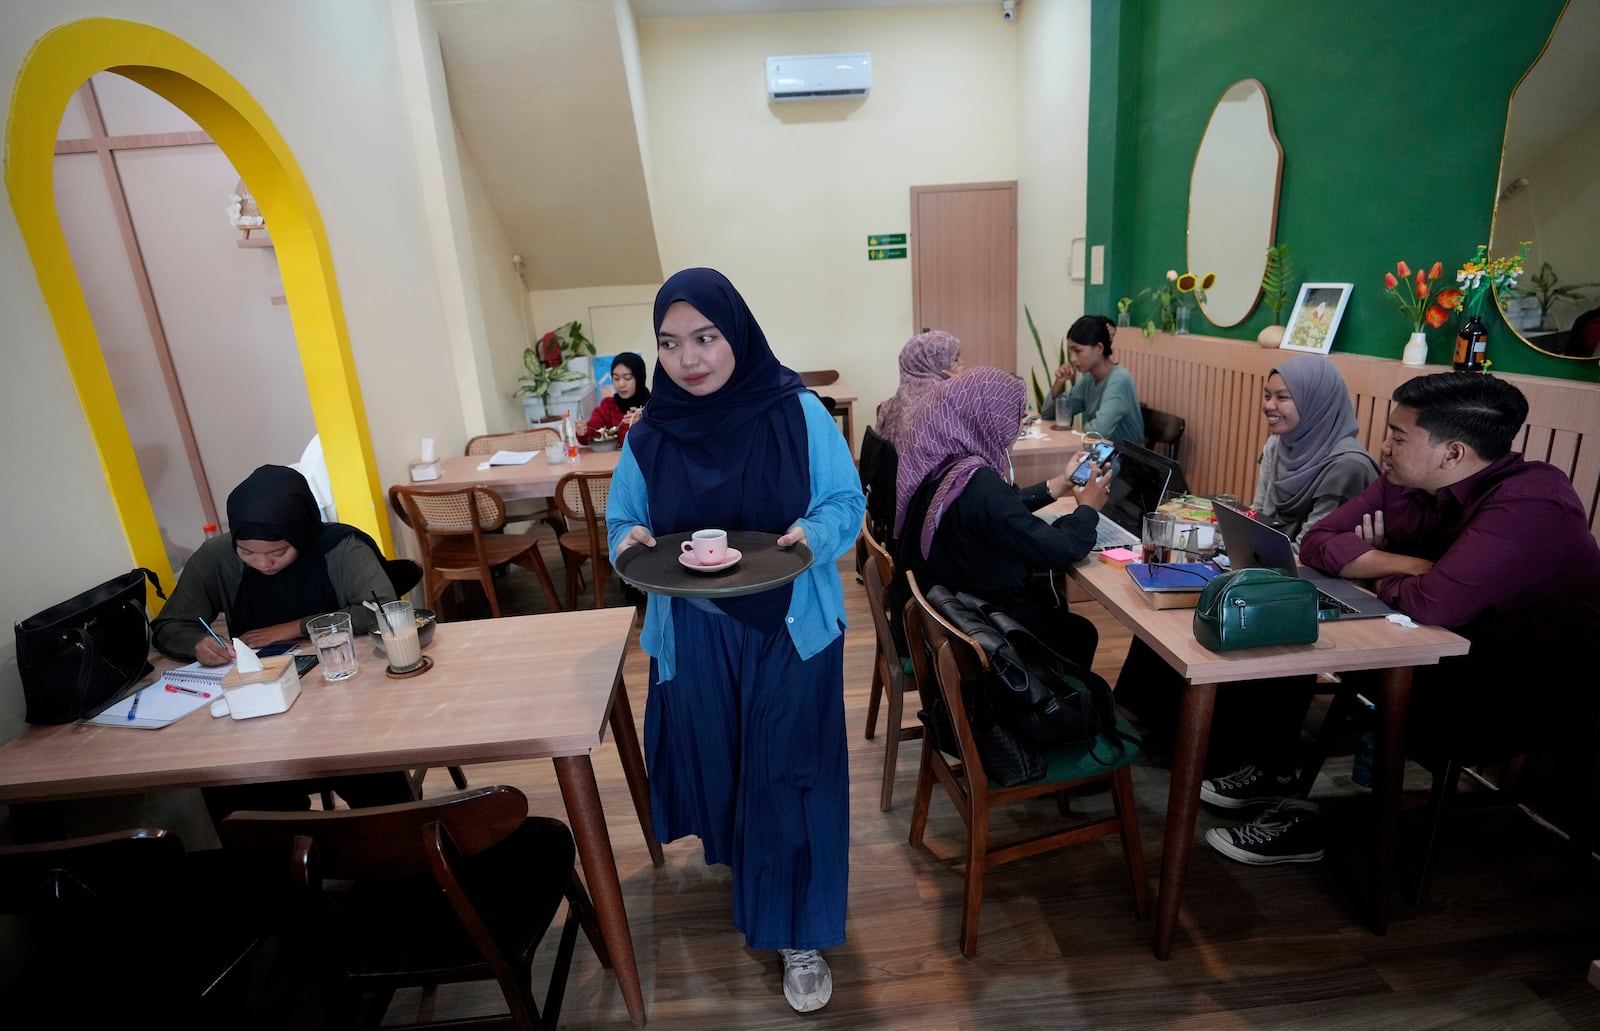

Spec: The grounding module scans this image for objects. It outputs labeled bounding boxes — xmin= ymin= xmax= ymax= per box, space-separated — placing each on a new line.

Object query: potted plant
xmin=1525 ymin=261 xmax=1596 ymax=330
xmin=1024 ymin=306 xmax=1065 ymax=416
xmin=1256 ymin=244 xmax=1296 ymax=346
xmin=513 ymin=321 xmax=595 ymax=423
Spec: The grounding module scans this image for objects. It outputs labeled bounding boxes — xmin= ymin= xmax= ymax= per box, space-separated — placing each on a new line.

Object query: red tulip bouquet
xmin=1382 ymin=260 xmax=1457 ymax=332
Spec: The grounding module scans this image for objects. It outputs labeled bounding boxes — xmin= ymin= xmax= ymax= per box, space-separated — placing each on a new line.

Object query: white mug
xmin=681 ymin=528 xmax=727 ymax=564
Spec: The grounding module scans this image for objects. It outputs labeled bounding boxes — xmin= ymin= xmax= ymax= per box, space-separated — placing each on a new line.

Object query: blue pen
xmin=126 ymin=689 xmax=141 ymax=721
xmin=197 ymin=615 xmax=230 ymax=653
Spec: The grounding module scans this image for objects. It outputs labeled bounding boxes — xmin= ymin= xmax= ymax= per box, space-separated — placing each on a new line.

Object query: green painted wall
xmin=1086 ymin=0 xmax=1596 ymax=383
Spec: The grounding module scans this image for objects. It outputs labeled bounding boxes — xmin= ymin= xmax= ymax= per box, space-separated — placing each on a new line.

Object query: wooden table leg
xmin=609 ymin=673 xmax=664 ymax=865
xmin=555 ymin=754 xmax=647 ymax=1027
xmin=1154 ymin=679 xmax=1217 ymax=960
xmin=1370 ymin=665 xmax=1413 ymax=936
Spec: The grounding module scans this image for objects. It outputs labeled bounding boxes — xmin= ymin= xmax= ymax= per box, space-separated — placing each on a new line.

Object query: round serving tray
xmin=613 ymin=530 xmax=814 ymax=599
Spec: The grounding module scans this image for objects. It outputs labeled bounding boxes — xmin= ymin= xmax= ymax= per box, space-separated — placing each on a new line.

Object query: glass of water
xmin=307 ymin=611 xmax=358 ymax=681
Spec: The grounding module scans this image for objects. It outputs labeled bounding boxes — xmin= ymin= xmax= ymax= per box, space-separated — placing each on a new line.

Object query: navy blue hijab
xmin=627 ymin=268 xmax=810 ymax=628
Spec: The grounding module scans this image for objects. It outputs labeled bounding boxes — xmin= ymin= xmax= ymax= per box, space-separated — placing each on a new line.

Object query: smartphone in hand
xmin=1069 ymin=441 xmax=1117 ymax=487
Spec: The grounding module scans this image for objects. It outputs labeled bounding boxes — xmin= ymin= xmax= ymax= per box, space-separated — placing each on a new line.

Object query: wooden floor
xmin=363 ymin=540 xmax=1599 ymax=1031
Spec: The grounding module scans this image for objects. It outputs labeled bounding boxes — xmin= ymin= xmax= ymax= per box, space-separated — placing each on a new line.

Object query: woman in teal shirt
xmin=1043 ymin=315 xmax=1145 ymax=446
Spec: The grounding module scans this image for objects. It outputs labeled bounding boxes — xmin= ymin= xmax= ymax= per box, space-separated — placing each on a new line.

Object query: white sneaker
xmin=779 ymin=948 xmax=832 ymax=1013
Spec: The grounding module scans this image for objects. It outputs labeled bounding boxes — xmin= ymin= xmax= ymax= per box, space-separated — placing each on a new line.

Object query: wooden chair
xmin=219 ymin=786 xmax=607 ymax=1031
xmin=389 ymin=484 xmax=562 ymax=617
xmin=860 ymin=514 xmax=922 ymax=811
xmin=465 ymin=430 xmax=565 ymax=535
xmin=798 ymin=369 xmax=840 ymax=387
xmin=0 ymin=828 xmax=271 ymax=1026
xmin=552 ymin=471 xmax=614 ymax=610
xmin=858 ymin=425 xmax=899 ymax=548
xmin=1140 ymin=404 xmax=1185 ymax=460
xmin=902 ymin=571 xmax=1148 ymax=956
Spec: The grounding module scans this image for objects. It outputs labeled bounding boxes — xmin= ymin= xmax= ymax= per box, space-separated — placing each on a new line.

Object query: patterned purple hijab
xmin=894 ymin=367 xmax=1025 ymax=559
xmin=874 ymin=330 xmax=961 ymax=446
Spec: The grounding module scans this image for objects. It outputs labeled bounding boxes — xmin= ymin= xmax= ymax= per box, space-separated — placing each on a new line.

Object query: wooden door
xmin=910 ymin=181 xmax=1017 ymax=373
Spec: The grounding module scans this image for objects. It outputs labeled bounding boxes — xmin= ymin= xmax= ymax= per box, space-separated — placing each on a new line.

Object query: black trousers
xmin=1113 ymin=637 xmax=1315 ymax=777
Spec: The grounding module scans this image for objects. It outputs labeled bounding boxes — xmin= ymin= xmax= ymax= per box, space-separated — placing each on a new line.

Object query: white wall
xmin=636 ymin=6 xmax=1020 ymax=437
xmin=460 ymin=144 xmax=536 ymax=433
xmin=0 ymin=0 xmax=471 ymax=743
xmin=1016 ymin=0 xmax=1092 ymax=381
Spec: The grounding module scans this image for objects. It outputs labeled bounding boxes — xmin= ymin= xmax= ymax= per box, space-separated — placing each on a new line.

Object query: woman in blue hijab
xmin=608 ymin=268 xmax=865 ymax=1013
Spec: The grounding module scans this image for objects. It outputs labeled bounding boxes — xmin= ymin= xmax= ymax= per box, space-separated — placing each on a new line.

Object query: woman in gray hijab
xmin=1252 ymin=355 xmax=1379 ymax=547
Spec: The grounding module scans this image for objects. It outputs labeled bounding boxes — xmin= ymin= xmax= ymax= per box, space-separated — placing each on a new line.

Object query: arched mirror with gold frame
xmin=1188 ymin=78 xmax=1283 ymax=328
xmin=1490 ymin=0 xmax=1600 ymax=360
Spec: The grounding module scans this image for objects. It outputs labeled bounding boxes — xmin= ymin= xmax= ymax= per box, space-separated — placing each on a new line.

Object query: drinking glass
xmin=307 ymin=611 xmax=358 ymax=681
xmin=378 ymin=600 xmax=424 ymax=673
xmin=1141 ymin=512 xmax=1179 ymax=565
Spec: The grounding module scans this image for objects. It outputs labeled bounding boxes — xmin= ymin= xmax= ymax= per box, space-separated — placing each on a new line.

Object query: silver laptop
xmin=1212 ymin=503 xmax=1397 ymax=620
xmin=1037 ymin=442 xmax=1182 ymax=551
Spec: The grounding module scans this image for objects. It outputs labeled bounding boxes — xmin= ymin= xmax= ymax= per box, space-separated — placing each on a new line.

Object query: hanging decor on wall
xmin=225 ymin=178 xmax=264 ymax=233
xmin=1279 ymin=283 xmax=1352 ymax=355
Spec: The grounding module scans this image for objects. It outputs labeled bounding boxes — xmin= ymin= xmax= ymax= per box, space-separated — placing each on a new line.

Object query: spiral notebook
xmin=84 ymin=661 xmax=228 ymax=729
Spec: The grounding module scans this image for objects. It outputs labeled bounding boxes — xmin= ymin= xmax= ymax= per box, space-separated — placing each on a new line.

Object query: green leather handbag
xmin=1192 ymin=567 xmax=1320 ymax=652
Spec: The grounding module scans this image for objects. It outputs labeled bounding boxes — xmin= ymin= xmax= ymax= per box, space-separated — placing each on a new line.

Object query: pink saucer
xmin=679 ymin=548 xmax=742 ymax=573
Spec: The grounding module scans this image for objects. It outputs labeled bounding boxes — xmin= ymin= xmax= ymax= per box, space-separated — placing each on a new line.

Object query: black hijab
xmin=626 ymin=268 xmax=810 ymax=629
xmin=226 ymin=465 xmax=373 ymax=635
xmin=612 ymin=352 xmax=651 ymax=414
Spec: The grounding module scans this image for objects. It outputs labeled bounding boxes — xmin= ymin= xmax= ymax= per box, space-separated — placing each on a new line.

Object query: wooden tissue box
xmin=218 ymin=655 xmax=300 ymax=719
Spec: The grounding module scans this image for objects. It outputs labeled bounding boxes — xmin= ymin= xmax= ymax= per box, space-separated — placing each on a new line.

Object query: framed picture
xmin=1280 ymin=283 xmax=1353 ymax=355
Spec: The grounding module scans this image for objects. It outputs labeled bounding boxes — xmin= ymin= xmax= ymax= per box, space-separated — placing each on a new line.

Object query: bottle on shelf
xmin=1453 ymin=314 xmax=1487 ymax=372
xmin=561 ymin=412 xmax=579 ymax=461
xmin=203 ymin=523 xmax=220 ymax=539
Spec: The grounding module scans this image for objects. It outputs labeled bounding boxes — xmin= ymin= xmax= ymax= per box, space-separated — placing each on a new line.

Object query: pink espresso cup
xmin=681 ymin=529 xmax=728 ymax=565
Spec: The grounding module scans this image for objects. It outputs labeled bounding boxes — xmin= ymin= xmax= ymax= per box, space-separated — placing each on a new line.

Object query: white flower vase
xmin=1402 ymin=331 xmax=1429 ymax=367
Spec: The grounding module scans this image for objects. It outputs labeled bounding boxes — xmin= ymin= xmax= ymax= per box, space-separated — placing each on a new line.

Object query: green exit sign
xmin=868 ymin=233 xmax=906 ymax=247
xmin=868 ymin=247 xmax=907 ymax=261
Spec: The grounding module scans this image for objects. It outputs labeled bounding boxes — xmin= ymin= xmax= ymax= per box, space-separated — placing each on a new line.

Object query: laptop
xmin=1039 ymin=440 xmax=1188 ymax=551
xmin=1212 ymin=503 xmax=1397 ymax=620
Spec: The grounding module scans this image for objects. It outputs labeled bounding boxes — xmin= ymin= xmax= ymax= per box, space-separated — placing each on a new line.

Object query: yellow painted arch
xmin=4 ymin=18 xmax=391 ymax=604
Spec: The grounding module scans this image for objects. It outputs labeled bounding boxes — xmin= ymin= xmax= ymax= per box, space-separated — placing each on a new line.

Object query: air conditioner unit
xmin=766 ymin=53 xmax=871 ymax=102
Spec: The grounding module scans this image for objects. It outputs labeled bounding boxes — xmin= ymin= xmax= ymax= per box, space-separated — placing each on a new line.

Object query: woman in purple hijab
xmin=874 ymin=329 xmax=963 ymax=447
xmin=892 ymin=366 xmax=1111 ymax=663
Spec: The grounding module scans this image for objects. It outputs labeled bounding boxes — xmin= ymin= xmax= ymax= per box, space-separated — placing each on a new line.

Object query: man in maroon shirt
xmin=1299 ymin=372 xmax=1600 ymax=730
xmin=1204 ymin=372 xmax=1600 ymax=866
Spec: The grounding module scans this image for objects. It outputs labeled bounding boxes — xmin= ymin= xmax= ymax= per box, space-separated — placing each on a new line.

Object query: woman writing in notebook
xmin=152 ymin=465 xmax=412 ymax=819
xmin=153 ymin=464 xmax=395 ymax=665
xmin=893 ymin=367 xmax=1113 ymax=664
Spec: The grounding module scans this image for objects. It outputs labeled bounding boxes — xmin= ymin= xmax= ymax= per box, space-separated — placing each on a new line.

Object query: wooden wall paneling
xmin=1111 ymin=331 xmax=1600 ymax=543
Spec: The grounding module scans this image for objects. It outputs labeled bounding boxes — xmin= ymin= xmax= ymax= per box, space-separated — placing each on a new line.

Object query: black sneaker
xmin=1205 ymin=799 xmax=1325 ymax=865
xmin=1199 ymin=764 xmax=1297 ymax=809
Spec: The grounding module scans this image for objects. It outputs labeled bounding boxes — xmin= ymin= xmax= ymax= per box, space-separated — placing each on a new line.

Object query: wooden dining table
xmin=412 ymin=446 xmax=624 ymax=502
xmin=1064 ymin=554 xmax=1471 ymax=959
xmin=0 ymin=608 xmax=660 ymax=1027
xmin=1010 ymin=423 xmax=1086 ymax=487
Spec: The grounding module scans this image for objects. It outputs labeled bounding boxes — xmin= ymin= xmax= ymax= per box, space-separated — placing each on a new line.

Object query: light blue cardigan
xmin=607 ymin=392 xmax=866 ymax=681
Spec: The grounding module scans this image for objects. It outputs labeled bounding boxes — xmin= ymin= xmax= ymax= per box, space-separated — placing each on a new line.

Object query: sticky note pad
xmin=1099 ymin=547 xmax=1140 ymax=565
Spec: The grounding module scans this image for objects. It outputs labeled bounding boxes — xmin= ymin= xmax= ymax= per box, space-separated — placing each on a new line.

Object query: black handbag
xmin=15 ymin=568 xmax=166 ymax=724
xmin=921 ymin=587 xmax=1127 ymax=786
xmin=1192 ymin=567 xmax=1320 ymax=652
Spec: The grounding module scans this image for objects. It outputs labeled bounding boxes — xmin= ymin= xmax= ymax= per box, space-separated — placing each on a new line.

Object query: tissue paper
xmin=420 ymin=437 xmax=436 ymax=463
xmin=233 ymin=638 xmax=263 ymax=673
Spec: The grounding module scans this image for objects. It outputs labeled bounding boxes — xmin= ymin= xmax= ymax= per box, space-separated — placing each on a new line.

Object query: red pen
xmin=166 ymin=684 xmax=212 ymax=699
